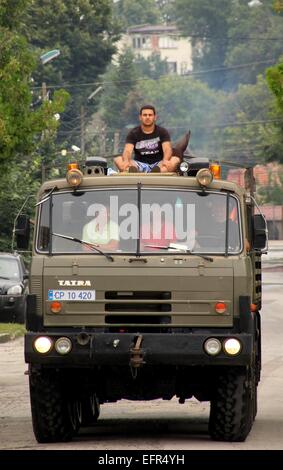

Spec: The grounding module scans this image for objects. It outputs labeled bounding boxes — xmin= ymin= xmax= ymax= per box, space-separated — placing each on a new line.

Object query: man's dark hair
xmin=139 ymin=104 xmax=156 ymax=115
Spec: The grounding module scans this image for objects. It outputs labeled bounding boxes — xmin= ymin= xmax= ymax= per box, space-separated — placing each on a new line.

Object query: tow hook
xmin=130 ymin=335 xmax=145 ymax=378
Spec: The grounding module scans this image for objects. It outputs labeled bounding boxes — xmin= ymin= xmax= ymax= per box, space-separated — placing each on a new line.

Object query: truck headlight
xmin=55 ymin=337 xmax=72 ymax=355
xmin=204 ymin=338 xmax=222 ymax=356
xmin=34 ymin=336 xmax=53 ymax=354
xmin=196 ymin=168 xmax=213 ymax=187
xmin=7 ymin=285 xmax=22 ymax=295
xmin=66 ymin=168 xmax=83 ymax=187
xmin=223 ymin=338 xmax=241 ymax=356
xmin=180 ymin=161 xmax=189 ymax=173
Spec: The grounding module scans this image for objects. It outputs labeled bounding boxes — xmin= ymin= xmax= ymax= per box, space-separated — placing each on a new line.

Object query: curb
xmin=0 ymin=331 xmax=23 ymax=344
xmin=0 ymin=333 xmax=12 ymax=344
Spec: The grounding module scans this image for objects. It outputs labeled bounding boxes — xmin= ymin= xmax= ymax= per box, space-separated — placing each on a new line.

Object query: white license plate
xmin=48 ymin=290 xmax=96 ymax=301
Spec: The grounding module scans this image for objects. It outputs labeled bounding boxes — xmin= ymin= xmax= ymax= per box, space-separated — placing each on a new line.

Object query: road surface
xmin=0 ymin=269 xmax=283 ymax=450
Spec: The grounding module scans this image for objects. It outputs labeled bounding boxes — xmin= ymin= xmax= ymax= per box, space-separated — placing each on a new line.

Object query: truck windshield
xmin=37 ymin=188 xmax=242 ymax=255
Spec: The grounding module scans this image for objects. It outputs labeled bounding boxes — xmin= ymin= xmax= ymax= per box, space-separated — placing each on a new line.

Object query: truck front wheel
xmin=81 ymin=393 xmax=100 ymax=426
xmin=29 ymin=367 xmax=80 ymax=443
xmin=209 ymin=367 xmax=254 ymax=442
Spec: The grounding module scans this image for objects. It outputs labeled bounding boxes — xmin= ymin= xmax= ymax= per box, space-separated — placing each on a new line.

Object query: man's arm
xmin=161 ymin=141 xmax=173 ymax=162
xmin=114 ymin=143 xmax=134 ymax=171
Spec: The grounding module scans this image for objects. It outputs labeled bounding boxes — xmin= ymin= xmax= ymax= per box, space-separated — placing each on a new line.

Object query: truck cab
xmin=16 ymin=157 xmax=268 ymax=443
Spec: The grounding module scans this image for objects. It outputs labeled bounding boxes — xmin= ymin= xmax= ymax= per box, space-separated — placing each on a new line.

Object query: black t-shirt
xmin=126 ymin=125 xmax=171 ymax=164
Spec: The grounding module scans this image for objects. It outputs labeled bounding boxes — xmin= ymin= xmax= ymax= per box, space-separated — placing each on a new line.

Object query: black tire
xmin=81 ymin=393 xmax=100 ymax=426
xmin=209 ymin=367 xmax=254 ymax=442
xmin=29 ymin=368 xmax=80 ymax=443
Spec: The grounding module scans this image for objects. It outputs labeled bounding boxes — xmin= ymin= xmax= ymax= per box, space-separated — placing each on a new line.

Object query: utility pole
xmin=113 ymin=131 xmax=120 ymax=155
xmin=41 ymin=82 xmax=48 ymax=182
xmin=100 ymin=127 xmax=106 ymax=155
xmin=80 ymin=106 xmax=85 ymax=156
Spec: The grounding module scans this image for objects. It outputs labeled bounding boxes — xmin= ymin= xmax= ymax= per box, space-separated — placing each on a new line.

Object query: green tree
xmin=134 ymin=53 xmax=168 ymax=80
xmin=174 ymin=0 xmax=283 ymax=90
xmin=211 ymin=74 xmax=282 ymax=166
xmin=0 ymin=0 xmax=69 ymax=251
xmin=23 ymin=0 xmax=121 ymax=148
xmin=113 ymin=0 xmax=161 ymax=28
xmin=174 ymin=0 xmax=233 ymax=89
xmin=265 ymin=59 xmax=283 ymax=163
xmin=99 ymin=48 xmax=138 ymax=132
xmin=266 ymin=60 xmax=283 ymax=112
xmin=225 ymin=1 xmax=283 ymax=89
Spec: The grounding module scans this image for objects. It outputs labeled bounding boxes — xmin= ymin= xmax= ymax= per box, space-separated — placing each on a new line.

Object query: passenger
xmin=114 ymin=105 xmax=181 ymax=173
xmin=140 ymin=205 xmax=176 ymax=250
xmin=82 ymin=204 xmax=119 ymax=251
xmin=206 ymin=198 xmax=240 ymax=250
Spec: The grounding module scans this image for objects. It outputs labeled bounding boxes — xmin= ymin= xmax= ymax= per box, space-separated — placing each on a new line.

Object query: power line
xmin=31 ymin=59 xmax=277 ymax=90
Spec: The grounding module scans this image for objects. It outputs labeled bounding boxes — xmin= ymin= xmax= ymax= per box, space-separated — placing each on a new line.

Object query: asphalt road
xmin=0 ymin=268 xmax=283 ymax=450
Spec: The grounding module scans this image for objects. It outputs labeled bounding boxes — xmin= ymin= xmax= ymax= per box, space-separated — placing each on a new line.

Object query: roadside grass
xmin=0 ymin=323 xmax=26 ymax=338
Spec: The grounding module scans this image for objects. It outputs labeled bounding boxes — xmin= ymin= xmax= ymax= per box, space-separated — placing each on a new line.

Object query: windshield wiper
xmin=0 ymin=275 xmax=10 ymax=280
xmin=52 ymin=233 xmax=114 ymax=262
xmin=144 ymin=244 xmax=213 ymax=262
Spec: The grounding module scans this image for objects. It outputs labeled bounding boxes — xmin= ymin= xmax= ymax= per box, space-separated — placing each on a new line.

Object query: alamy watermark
xmin=84 ymin=196 xmax=196 ymax=248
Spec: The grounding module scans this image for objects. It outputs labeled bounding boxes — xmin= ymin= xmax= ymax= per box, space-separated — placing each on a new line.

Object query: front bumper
xmin=0 ymin=295 xmax=25 ymax=321
xmin=25 ymin=331 xmax=253 ymax=367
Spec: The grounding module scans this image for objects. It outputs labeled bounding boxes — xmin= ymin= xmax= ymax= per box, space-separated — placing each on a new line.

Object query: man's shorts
xmin=135 ymin=161 xmax=160 ymax=173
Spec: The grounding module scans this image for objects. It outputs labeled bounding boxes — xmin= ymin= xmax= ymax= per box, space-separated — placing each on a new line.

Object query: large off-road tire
xmin=209 ymin=367 xmax=254 ymax=442
xmin=29 ymin=368 xmax=81 ymax=443
xmin=81 ymin=393 xmax=100 ymax=426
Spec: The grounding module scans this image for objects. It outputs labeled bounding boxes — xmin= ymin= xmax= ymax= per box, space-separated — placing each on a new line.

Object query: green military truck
xmin=16 ymin=156 xmax=267 ymax=443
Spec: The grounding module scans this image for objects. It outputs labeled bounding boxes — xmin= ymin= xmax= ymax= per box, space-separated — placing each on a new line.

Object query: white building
xmin=116 ymin=24 xmax=192 ymax=75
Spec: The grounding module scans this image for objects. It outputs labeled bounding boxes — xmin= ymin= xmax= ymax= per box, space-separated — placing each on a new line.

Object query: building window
xmin=132 ymin=36 xmax=142 ymax=49
xmin=141 ymin=36 xmax=150 ymax=49
xmin=159 ymin=36 xmax=177 ymax=49
xmin=166 ymin=61 xmax=177 ymax=74
xmin=181 ymin=62 xmax=188 ymax=75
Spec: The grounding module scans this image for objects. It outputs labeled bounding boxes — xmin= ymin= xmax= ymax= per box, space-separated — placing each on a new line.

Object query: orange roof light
xmin=210 ymin=163 xmax=222 ymax=179
xmin=66 ymin=168 xmax=83 ymax=187
xmin=68 ymin=162 xmax=79 ymax=171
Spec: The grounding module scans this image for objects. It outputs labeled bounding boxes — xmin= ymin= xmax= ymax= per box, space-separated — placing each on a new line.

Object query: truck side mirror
xmin=15 ymin=215 xmax=30 ymax=250
xmin=252 ymin=213 xmax=268 ymax=252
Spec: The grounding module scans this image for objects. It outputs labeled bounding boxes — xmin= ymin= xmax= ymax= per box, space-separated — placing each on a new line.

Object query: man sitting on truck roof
xmin=114 ymin=105 xmax=181 ymax=173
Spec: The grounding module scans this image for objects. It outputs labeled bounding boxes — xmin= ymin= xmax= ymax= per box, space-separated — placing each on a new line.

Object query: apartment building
xmin=117 ymin=24 xmax=192 ymax=75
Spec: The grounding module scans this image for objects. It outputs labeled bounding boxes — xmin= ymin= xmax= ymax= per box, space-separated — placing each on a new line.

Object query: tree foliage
xmin=266 ymin=60 xmax=283 ymax=112
xmin=174 ymin=0 xmax=283 ymax=90
xmin=113 ymin=0 xmax=161 ymax=28
xmin=23 ymin=0 xmax=121 ymax=148
xmin=0 ymin=0 xmax=69 ymax=251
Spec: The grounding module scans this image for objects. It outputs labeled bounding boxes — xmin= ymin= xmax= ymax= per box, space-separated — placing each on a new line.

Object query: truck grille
xmin=104 ymin=291 xmax=172 ymax=327
xmin=105 ymin=291 xmax=171 ymax=313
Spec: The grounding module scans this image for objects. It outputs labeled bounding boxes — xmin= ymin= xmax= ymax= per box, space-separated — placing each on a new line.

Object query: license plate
xmin=48 ymin=290 xmax=96 ymax=301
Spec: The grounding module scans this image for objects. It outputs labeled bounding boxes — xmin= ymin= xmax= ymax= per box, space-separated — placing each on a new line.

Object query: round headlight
xmin=223 ymin=338 xmax=241 ymax=356
xmin=180 ymin=161 xmax=189 ymax=172
xmin=204 ymin=338 xmax=222 ymax=356
xmin=34 ymin=336 xmax=53 ymax=354
xmin=55 ymin=337 xmax=72 ymax=355
xmin=196 ymin=168 xmax=213 ymax=187
xmin=66 ymin=169 xmax=83 ymax=187
xmin=7 ymin=284 xmax=22 ymax=295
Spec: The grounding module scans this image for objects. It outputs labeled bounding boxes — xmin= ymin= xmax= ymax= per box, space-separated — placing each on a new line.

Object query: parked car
xmin=0 ymin=252 xmax=29 ymax=324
